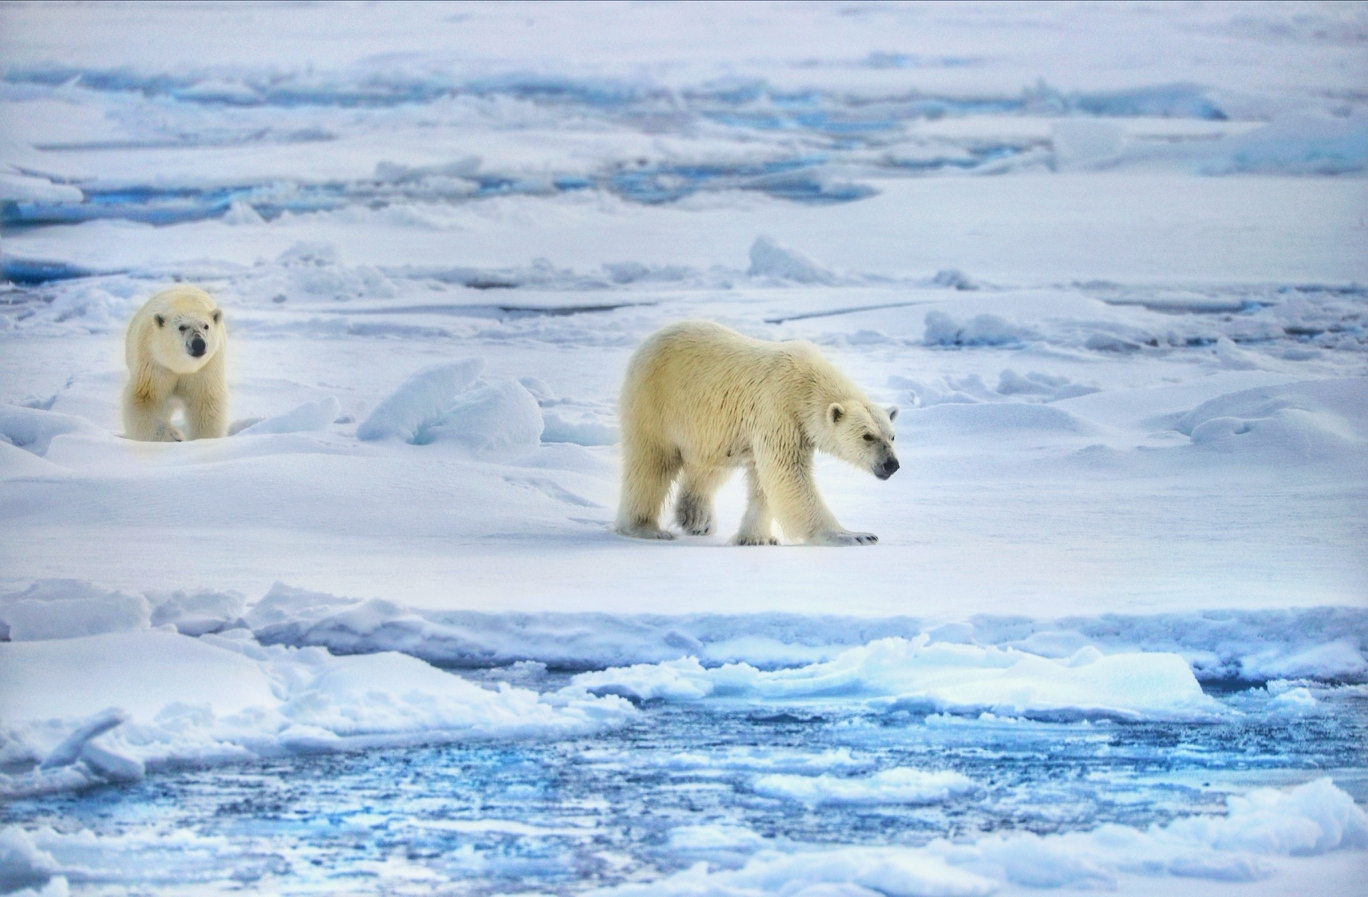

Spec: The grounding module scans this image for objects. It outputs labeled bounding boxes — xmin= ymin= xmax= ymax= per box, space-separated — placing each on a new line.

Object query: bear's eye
xmin=179 ymin=325 xmax=188 ymax=333
xmin=863 ymin=433 xmax=876 ymax=442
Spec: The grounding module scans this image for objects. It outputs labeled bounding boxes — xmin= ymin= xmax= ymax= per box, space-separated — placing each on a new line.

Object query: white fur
xmin=615 ymin=321 xmax=899 ymax=546
xmin=122 ymin=286 xmax=228 ymax=442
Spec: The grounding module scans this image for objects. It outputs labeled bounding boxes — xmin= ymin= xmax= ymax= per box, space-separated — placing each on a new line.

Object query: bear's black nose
xmin=877 ymin=457 xmax=899 ymax=480
xmin=189 ymin=336 xmax=206 ymax=357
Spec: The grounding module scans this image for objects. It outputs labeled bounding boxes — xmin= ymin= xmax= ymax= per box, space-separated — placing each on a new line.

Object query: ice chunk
xmin=747 ymin=236 xmax=836 ymax=284
xmin=276 ymin=241 xmax=342 ymax=267
xmin=754 ymin=767 xmax=981 ymax=806
xmin=243 ymin=581 xmax=363 ymax=630
xmin=147 ymin=588 xmax=246 ymax=636
xmin=77 ymin=743 xmax=145 ymax=783
xmin=923 ymin=311 xmax=1034 ymax=347
xmin=39 ymin=708 xmax=127 ymax=770
xmin=220 ymin=201 xmax=265 ymax=225
xmin=356 ymin=359 xmax=484 ymax=441
xmin=541 ymin=411 xmax=617 ymax=446
xmin=0 ymin=580 xmax=151 ymax=641
xmin=281 ymin=650 xmax=609 ymax=738
xmin=235 ymin=397 xmax=341 ymax=435
xmin=417 ymin=379 xmax=543 ymax=458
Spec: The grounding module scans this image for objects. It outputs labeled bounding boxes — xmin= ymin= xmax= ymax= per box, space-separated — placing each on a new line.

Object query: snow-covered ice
xmin=1 ymin=1 xmax=1365 ymax=894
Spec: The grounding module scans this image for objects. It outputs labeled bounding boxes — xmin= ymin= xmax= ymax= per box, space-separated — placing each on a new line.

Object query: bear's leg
xmin=122 ymin=370 xmax=182 ymax=442
xmin=178 ymin=354 xmax=228 ymax=440
xmin=615 ymin=440 xmax=680 ymax=540
xmin=732 ymin=463 xmax=778 ymax=545
xmin=674 ymin=465 xmax=726 ymax=536
xmin=755 ymin=445 xmax=877 ymax=546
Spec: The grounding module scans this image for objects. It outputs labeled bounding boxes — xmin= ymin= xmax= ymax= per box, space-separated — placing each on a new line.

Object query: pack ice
xmin=1 ymin=1 xmax=1366 ymax=894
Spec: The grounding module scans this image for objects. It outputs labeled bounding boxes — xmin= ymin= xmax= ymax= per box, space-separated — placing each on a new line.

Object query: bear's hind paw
xmin=813 ymin=530 xmax=878 ymax=546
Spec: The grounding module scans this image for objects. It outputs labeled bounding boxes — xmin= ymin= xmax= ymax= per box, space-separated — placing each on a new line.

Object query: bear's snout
xmin=876 ymin=456 xmax=899 ymax=480
xmin=189 ymin=335 xmax=207 ymax=357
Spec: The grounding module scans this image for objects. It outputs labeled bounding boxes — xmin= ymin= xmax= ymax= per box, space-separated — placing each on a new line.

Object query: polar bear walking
xmin=615 ymin=321 xmax=899 ymax=546
xmin=122 ymin=285 xmax=228 ymax=442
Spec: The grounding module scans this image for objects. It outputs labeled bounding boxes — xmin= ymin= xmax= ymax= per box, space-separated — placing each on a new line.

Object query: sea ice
xmin=571 ymin=637 xmax=1228 ymax=722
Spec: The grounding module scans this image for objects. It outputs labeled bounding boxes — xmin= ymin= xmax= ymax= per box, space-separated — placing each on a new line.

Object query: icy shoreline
xmin=4 ymin=579 xmax=1364 ymax=683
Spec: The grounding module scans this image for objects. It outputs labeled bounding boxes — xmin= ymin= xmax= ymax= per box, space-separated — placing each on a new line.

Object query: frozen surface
xmin=1 ymin=1 xmax=1366 ymax=894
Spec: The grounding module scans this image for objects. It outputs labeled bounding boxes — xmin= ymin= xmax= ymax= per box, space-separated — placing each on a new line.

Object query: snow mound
xmin=416 ymin=379 xmax=543 ymax=458
xmin=355 ymin=359 xmax=483 ymax=441
xmin=0 ymin=629 xmax=633 ymax=796
xmin=747 ymin=236 xmax=837 ymax=284
xmin=754 ymin=767 xmax=981 ymax=807
xmin=1178 ymin=379 xmax=1367 ymax=461
xmin=601 ymin=777 xmax=1367 ymax=895
xmin=571 ymin=636 xmax=1226 ymax=722
xmin=0 ymin=581 xmax=150 ymax=642
xmin=923 ymin=311 xmax=1035 ymax=347
xmin=909 ymin=401 xmax=1100 ymax=439
xmin=0 ymin=405 xmax=102 ymax=457
xmin=235 ymin=397 xmax=340 ymax=435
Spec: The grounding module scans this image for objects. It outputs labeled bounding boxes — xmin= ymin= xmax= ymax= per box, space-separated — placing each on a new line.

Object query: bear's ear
xmin=154 ymin=314 xmax=165 ymax=328
xmin=828 ymin=403 xmax=845 ymax=425
xmin=885 ymin=405 xmax=898 ymax=421
xmin=212 ymin=309 xmax=222 ymax=324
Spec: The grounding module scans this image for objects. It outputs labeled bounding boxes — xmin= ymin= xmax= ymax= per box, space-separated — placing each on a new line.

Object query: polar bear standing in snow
xmin=122 ymin=285 xmax=227 ymax=442
xmin=615 ymin=321 xmax=899 ymax=546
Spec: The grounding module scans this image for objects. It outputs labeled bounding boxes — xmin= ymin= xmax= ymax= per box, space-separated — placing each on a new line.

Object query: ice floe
xmin=570 ymin=638 xmax=1229 ymax=722
xmin=0 ymin=628 xmax=633 ymax=797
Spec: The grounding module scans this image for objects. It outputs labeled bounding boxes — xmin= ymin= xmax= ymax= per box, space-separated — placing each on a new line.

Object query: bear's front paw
xmin=156 ymin=424 xmax=185 ymax=442
xmin=813 ymin=530 xmax=878 ymax=546
xmin=615 ymin=524 xmax=676 ymax=541
xmin=731 ymin=533 xmax=779 ymax=546
xmin=674 ymin=497 xmax=715 ymax=536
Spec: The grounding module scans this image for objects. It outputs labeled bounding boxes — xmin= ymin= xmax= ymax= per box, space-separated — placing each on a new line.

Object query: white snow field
xmin=1 ymin=2 xmax=1366 ymax=895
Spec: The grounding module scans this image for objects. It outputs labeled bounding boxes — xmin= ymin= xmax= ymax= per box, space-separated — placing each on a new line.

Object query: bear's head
xmin=822 ymin=400 xmax=900 ymax=480
xmin=147 ymin=286 xmax=224 ymax=375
